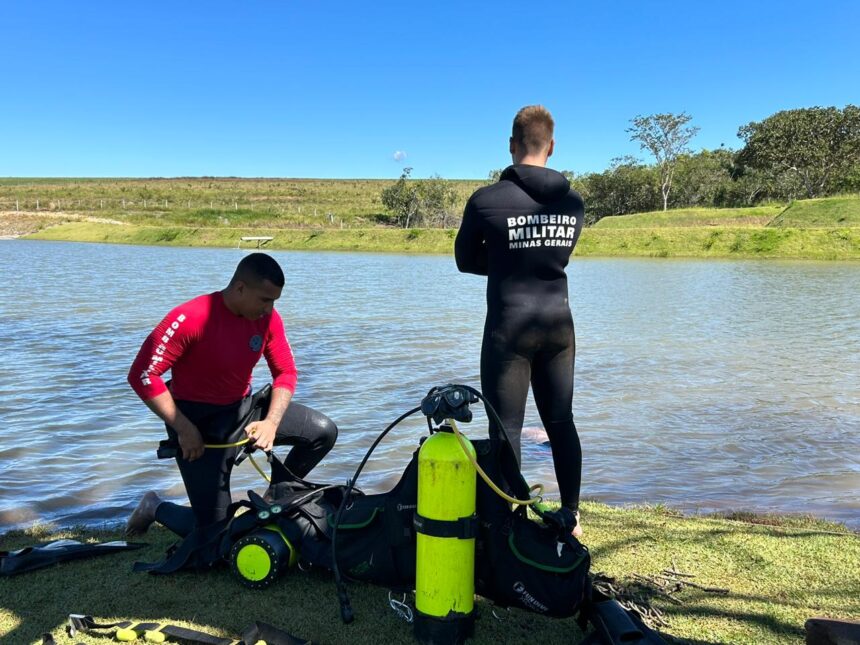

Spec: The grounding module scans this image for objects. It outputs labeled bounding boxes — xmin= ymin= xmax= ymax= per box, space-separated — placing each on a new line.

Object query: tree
xmin=381 ymin=168 xmax=421 ymax=228
xmin=737 ymin=105 xmax=860 ymax=198
xmin=627 ymin=112 xmax=700 ymax=211
xmin=380 ymin=167 xmax=457 ymax=228
xmin=671 ymin=148 xmax=737 ymax=208
xmin=576 ymin=157 xmax=660 ymax=224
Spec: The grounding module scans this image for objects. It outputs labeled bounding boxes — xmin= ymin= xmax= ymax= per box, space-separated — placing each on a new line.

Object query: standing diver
xmin=455 ymin=105 xmax=585 ymax=537
xmin=125 ymin=253 xmax=338 ymax=537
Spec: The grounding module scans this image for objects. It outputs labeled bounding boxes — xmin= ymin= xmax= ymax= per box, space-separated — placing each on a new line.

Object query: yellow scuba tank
xmin=414 ymin=425 xmax=477 ymax=644
xmin=230 ymin=524 xmax=298 ymax=589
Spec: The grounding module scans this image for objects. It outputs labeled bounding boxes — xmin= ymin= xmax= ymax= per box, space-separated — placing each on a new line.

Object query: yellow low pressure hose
xmin=200 ymin=437 xmax=272 ymax=483
xmin=204 ymin=438 xmax=251 ymax=449
xmin=447 ymin=419 xmax=543 ymax=506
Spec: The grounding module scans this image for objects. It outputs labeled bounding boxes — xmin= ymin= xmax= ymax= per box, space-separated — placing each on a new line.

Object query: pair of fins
xmin=67 ymin=614 xmax=310 ymax=645
xmin=0 ymin=539 xmax=146 ymax=576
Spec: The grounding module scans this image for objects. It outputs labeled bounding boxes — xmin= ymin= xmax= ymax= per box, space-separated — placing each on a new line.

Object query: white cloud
xmin=392 ymin=150 xmax=407 ymax=162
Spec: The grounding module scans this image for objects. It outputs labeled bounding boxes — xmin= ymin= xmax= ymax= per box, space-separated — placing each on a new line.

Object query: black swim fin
xmin=580 ymin=597 xmax=667 ymax=644
xmin=0 ymin=539 xmax=146 ymax=576
xmin=240 ymin=621 xmax=311 ymax=645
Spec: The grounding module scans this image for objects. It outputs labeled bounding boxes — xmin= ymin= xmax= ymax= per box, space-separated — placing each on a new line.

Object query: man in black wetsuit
xmin=455 ymin=105 xmax=584 ymax=536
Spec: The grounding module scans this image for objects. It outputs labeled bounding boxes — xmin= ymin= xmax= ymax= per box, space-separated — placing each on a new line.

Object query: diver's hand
xmin=175 ymin=421 xmax=205 ymax=461
xmin=246 ymin=419 xmax=277 ymax=452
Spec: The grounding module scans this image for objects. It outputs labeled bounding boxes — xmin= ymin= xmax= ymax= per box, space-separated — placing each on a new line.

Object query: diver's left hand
xmin=245 ymin=419 xmax=277 ymax=451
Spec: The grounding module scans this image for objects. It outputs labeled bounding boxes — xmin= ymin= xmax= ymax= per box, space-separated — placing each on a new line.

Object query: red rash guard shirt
xmin=128 ymin=292 xmax=297 ymax=405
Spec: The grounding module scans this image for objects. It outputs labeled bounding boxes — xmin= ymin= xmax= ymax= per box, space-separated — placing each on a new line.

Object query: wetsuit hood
xmin=500 ymin=164 xmax=570 ymax=204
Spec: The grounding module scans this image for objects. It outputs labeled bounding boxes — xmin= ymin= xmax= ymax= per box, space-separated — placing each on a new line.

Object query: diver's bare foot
xmin=125 ymin=491 xmax=162 ymax=536
xmin=572 ymin=510 xmax=583 ymax=539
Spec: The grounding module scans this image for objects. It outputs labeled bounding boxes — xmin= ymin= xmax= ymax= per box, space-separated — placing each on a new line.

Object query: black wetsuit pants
xmin=481 ymin=305 xmax=582 ymax=512
xmin=154 ymin=394 xmax=337 ymax=537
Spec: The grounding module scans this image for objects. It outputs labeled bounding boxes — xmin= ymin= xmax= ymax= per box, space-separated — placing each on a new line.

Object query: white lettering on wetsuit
xmin=507 ymin=214 xmax=577 ymax=250
xmin=138 ymin=313 xmax=186 ymax=387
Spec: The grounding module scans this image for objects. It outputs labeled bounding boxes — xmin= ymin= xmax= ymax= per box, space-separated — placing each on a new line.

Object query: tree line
xmin=382 ymin=105 xmax=860 ymax=227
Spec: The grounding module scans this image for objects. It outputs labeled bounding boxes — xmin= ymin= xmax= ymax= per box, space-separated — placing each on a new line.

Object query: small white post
xmin=36 ymin=199 xmax=40 ymax=210
xmin=16 ymin=199 xmax=19 ymax=211
xmin=122 ymin=199 xmax=126 ymax=208
xmin=234 ymin=202 xmax=238 ymax=210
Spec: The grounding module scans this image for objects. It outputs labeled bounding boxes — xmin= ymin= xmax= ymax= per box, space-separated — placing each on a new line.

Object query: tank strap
xmin=413 ymin=512 xmax=478 ymax=539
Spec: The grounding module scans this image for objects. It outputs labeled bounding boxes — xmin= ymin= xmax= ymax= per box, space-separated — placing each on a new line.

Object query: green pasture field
xmin=0 ymin=177 xmax=484 ymax=228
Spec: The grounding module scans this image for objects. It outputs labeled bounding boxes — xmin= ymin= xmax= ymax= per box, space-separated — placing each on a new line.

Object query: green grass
xmin=1 ymin=503 xmax=857 ymax=644
xmin=27 ymin=221 xmax=460 ymax=254
xmin=770 ymin=197 xmax=860 ymax=228
xmin=593 ymin=205 xmax=785 ymax=229
xmin=577 ymin=226 xmax=860 ymax=259
xmin=0 ymin=177 xmax=485 ymax=228
xmin=23 ymin=219 xmax=860 ymax=259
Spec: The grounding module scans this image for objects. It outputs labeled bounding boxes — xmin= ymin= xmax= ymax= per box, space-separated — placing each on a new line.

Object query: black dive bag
xmin=473 ymin=438 xmax=591 ymax=618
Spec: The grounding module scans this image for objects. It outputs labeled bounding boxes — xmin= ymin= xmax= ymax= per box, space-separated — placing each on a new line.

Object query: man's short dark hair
xmin=512 ymin=105 xmax=554 ymax=155
xmin=232 ymin=253 xmax=285 ymax=287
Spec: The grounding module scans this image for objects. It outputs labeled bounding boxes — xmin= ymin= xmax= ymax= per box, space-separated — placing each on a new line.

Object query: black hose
xmin=331 ymin=405 xmax=422 ymax=624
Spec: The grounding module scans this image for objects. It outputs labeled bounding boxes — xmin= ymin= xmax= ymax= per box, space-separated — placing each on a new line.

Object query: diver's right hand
xmin=175 ymin=423 xmax=205 ymax=461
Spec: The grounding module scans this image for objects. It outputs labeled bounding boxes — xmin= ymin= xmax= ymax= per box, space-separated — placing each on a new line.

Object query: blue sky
xmin=1 ymin=1 xmax=858 ymax=179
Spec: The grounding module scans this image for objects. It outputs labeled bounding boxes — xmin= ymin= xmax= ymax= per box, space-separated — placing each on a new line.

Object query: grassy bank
xmin=22 ymin=218 xmax=860 ymax=260
xmin=1 ymin=503 xmax=857 ymax=644
xmin=26 ymin=220 xmax=460 ymax=254
xmin=578 ymin=226 xmax=860 ymax=259
xmin=591 ymin=205 xmax=784 ymax=228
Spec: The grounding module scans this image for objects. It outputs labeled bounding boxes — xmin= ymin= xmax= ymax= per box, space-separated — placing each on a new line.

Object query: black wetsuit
xmin=155 ymin=395 xmax=337 ymax=537
xmin=455 ymin=164 xmax=584 ymax=511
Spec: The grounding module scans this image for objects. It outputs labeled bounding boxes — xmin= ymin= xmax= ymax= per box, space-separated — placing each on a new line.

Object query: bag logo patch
xmin=513 ymin=581 xmax=549 ymax=613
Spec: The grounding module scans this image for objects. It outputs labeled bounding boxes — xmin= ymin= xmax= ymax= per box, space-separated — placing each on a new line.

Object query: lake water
xmin=0 ymin=240 xmax=858 ymax=532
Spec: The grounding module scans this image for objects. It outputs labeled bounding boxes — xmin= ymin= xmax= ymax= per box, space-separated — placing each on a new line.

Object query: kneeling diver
xmin=125 ymin=253 xmax=338 ymax=537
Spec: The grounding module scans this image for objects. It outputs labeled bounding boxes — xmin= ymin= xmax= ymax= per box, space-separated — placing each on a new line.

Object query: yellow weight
xmin=115 ymin=627 xmax=139 ymax=641
xmin=144 ymin=629 xmax=166 ymax=643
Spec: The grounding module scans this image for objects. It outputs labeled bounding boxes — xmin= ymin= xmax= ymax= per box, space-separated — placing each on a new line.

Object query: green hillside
xmin=593 ymin=196 xmax=860 ymax=230
xmin=593 ymin=205 xmax=783 ymax=228
xmin=0 ymin=177 xmax=484 ymax=228
xmin=770 ymin=197 xmax=860 ymax=228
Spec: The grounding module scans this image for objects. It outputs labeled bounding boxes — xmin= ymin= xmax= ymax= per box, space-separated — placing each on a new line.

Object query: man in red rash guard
xmin=125 ymin=253 xmax=337 ymax=536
